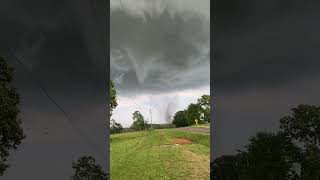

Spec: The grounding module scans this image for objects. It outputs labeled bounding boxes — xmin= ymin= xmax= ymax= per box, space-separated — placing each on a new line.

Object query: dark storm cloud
xmin=0 ymin=0 xmax=108 ymax=179
xmin=1 ymin=0 xmax=108 ymax=100
xmin=214 ymin=0 xmax=320 ymax=93
xmin=0 ymin=0 xmax=67 ymax=53
xmin=110 ymin=3 xmax=210 ymax=96
xmin=213 ymin=0 xmax=320 ymax=157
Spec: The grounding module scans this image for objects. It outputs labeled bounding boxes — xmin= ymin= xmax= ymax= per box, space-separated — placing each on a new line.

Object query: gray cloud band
xmin=214 ymin=0 xmax=320 ymax=93
xmin=110 ymin=6 xmax=210 ymax=97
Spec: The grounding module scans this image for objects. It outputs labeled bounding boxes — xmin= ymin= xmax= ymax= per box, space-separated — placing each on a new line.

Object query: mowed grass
xmin=191 ymin=123 xmax=210 ymax=128
xmin=110 ymin=129 xmax=210 ymax=180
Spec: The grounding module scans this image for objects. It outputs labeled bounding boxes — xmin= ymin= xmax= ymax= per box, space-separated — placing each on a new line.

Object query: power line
xmin=9 ymin=49 xmax=72 ymax=120
xmin=8 ymin=48 xmax=103 ymax=157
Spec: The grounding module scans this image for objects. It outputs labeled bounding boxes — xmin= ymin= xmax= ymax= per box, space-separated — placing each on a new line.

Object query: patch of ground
xmin=171 ymin=138 xmax=193 ymax=145
xmin=111 ymin=129 xmax=210 ymax=179
xmin=183 ymin=149 xmax=210 ymax=180
xmin=176 ymin=127 xmax=210 ymax=134
xmin=154 ymin=138 xmax=192 ymax=147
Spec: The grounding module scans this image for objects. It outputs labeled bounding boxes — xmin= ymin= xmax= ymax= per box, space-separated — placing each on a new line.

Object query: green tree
xmin=197 ymin=94 xmax=210 ymax=122
xmin=172 ymin=110 xmax=188 ymax=127
xmin=110 ymin=80 xmax=117 ymax=116
xmin=243 ymin=132 xmax=300 ymax=180
xmin=300 ymin=144 xmax=320 ymax=179
xmin=71 ymin=156 xmax=108 ymax=180
xmin=0 ymin=56 xmax=25 ymax=175
xmin=131 ymin=111 xmax=146 ymax=131
xmin=212 ymin=153 xmax=247 ymax=180
xmin=280 ymin=104 xmax=320 ymax=178
xmin=213 ymin=104 xmax=320 ymax=179
xmin=72 ymin=82 xmax=114 ymax=179
xmin=213 ymin=132 xmax=300 ymax=180
xmin=110 ymin=119 xmax=123 ymax=134
xmin=280 ymin=104 xmax=320 ymax=147
xmin=186 ymin=103 xmax=202 ymax=125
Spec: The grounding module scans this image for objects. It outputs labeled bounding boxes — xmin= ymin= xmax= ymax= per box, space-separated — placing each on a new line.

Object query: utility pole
xmin=149 ymin=96 xmax=153 ymax=129
xmin=150 ymin=108 xmax=153 ymax=129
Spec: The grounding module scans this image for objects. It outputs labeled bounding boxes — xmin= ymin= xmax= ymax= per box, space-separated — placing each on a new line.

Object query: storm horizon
xmin=110 ymin=0 xmax=210 ymax=127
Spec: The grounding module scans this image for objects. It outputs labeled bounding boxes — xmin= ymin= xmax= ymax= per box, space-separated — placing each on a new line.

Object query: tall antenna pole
xmin=149 ymin=96 xmax=153 ymax=129
xmin=150 ymin=108 xmax=153 ymax=129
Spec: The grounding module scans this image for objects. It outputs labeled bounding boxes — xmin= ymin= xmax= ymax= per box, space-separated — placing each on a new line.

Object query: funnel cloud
xmin=111 ymin=0 xmax=210 ymax=127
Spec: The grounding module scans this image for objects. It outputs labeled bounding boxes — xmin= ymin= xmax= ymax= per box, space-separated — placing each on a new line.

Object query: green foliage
xmin=212 ymin=154 xmax=246 ymax=180
xmin=71 ymin=156 xmax=108 ymax=180
xmin=280 ymin=104 xmax=320 ymax=146
xmin=0 ymin=56 xmax=25 ymax=176
xmin=214 ymin=104 xmax=320 ymax=179
xmin=110 ymin=80 xmax=117 ymax=116
xmin=280 ymin=104 xmax=320 ymax=178
xmin=172 ymin=110 xmax=188 ymax=127
xmin=110 ymin=119 xmax=123 ymax=134
xmin=244 ymin=132 xmax=300 ymax=180
xmin=172 ymin=94 xmax=210 ymax=127
xmin=172 ymin=103 xmax=202 ymax=127
xmin=213 ymin=132 xmax=300 ymax=180
xmin=131 ymin=111 xmax=147 ymax=131
xmin=197 ymin=94 xmax=210 ymax=122
xmin=186 ymin=103 xmax=202 ymax=125
xmin=300 ymin=144 xmax=320 ymax=179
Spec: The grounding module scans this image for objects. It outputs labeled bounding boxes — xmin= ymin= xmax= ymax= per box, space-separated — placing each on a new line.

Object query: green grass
xmin=110 ymin=129 xmax=210 ymax=180
xmin=191 ymin=123 xmax=211 ymax=128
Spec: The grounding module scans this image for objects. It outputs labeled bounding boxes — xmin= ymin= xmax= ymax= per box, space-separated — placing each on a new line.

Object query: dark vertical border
xmin=91 ymin=0 xmax=110 ymax=177
xmin=210 ymin=0 xmax=215 ymax=178
xmin=100 ymin=0 xmax=110 ymax=177
xmin=93 ymin=0 xmax=110 ymax=177
xmin=106 ymin=0 xmax=110 ymax=178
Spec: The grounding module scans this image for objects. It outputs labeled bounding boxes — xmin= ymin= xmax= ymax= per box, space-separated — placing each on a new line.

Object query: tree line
xmin=110 ymin=92 xmax=211 ymax=132
xmin=212 ymin=104 xmax=320 ymax=180
xmin=172 ymin=94 xmax=210 ymax=127
xmin=0 ymin=56 xmax=25 ymax=175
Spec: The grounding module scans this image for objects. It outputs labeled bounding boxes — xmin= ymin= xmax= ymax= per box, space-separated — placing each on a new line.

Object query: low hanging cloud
xmin=110 ymin=0 xmax=210 ymax=127
xmin=214 ymin=0 xmax=320 ymax=93
xmin=110 ymin=0 xmax=210 ymax=97
xmin=213 ymin=0 xmax=320 ymax=158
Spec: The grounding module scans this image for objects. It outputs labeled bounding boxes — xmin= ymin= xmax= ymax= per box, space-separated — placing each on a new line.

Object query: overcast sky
xmin=0 ymin=0 xmax=209 ymax=178
xmin=3 ymin=0 xmax=319 ymax=177
xmin=110 ymin=0 xmax=210 ymax=127
xmin=0 ymin=0 xmax=108 ymax=179
xmin=213 ymin=0 xmax=320 ymax=158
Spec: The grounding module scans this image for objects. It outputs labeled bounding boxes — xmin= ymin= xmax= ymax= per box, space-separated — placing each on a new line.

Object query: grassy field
xmin=110 ymin=129 xmax=210 ymax=180
xmin=191 ymin=123 xmax=210 ymax=128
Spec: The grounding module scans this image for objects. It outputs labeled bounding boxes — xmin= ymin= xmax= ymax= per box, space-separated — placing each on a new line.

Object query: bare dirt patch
xmin=171 ymin=138 xmax=193 ymax=145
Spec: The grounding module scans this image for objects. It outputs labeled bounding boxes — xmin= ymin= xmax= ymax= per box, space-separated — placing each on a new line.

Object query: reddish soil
xmin=171 ymin=138 xmax=193 ymax=145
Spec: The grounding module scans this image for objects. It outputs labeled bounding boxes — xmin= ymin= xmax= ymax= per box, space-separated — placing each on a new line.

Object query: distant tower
xmin=150 ymin=108 xmax=153 ymax=129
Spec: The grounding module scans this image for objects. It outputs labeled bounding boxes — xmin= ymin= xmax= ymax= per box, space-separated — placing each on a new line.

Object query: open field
xmin=176 ymin=126 xmax=210 ymax=134
xmin=191 ymin=123 xmax=210 ymax=128
xmin=110 ymin=129 xmax=210 ymax=180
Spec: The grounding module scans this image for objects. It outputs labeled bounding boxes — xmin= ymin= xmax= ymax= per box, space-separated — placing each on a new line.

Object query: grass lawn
xmin=191 ymin=123 xmax=210 ymax=128
xmin=110 ymin=129 xmax=210 ymax=180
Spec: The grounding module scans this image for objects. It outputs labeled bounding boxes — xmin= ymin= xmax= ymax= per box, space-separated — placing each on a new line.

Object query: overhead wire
xmin=8 ymin=45 xmax=104 ymax=157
